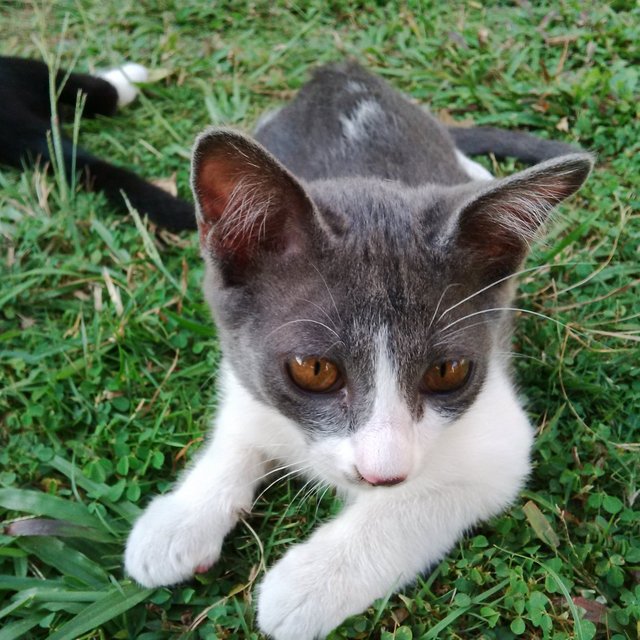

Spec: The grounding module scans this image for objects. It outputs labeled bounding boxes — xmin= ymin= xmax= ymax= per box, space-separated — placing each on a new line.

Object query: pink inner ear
xmin=459 ymin=167 xmax=587 ymax=265
xmin=192 ymin=131 xmax=316 ymax=269
xmin=459 ymin=198 xmax=527 ymax=264
xmin=196 ymin=156 xmax=239 ymax=225
xmin=195 ymin=154 xmax=258 ymax=262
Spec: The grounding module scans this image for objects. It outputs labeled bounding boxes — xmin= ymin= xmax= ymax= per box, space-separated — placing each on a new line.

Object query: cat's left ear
xmin=191 ymin=127 xmax=315 ymax=281
xmin=449 ymin=153 xmax=594 ymax=277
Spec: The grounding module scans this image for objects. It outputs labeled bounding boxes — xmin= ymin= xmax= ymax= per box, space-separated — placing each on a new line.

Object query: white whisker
xmin=265 ymin=318 xmax=345 ymax=343
xmin=314 ymin=484 xmax=333 ymax=522
xmin=252 ymin=461 xmax=299 ymax=485
xmin=437 ymin=264 xmax=545 ymax=324
xmin=287 ymin=475 xmax=322 ymax=514
xmin=435 ymin=261 xmax=594 ymax=326
xmin=432 ymin=318 xmax=496 ymax=347
xmin=295 ymin=296 xmax=338 ymax=329
xmin=252 ymin=462 xmax=313 ymax=507
xmin=495 ymin=351 xmax=548 ymax=364
xmin=439 ymin=306 xmax=584 ymax=337
xmin=427 ymin=282 xmax=460 ymax=331
xmin=310 ymin=261 xmax=343 ymax=325
xmin=302 ymin=479 xmax=327 ymax=507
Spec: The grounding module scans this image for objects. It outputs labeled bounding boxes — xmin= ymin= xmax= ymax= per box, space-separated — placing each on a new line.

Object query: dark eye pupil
xmin=287 ymin=356 xmax=342 ymax=393
xmin=421 ymin=358 xmax=472 ymax=394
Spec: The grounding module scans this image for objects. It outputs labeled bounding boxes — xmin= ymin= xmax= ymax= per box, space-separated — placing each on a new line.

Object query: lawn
xmin=0 ymin=1 xmax=638 ymax=639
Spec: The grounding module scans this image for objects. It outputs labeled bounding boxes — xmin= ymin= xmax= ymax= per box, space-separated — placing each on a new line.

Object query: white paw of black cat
xmin=124 ymin=493 xmax=229 ymax=588
xmin=97 ymin=62 xmax=148 ymax=107
xmin=257 ymin=542 xmax=360 ymax=640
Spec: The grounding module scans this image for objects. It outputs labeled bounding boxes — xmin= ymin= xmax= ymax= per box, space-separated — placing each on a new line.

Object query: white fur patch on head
xmin=346 ymin=80 xmax=367 ymax=93
xmin=339 ymin=100 xmax=383 ymax=142
xmin=455 ymin=150 xmax=494 ymax=181
xmin=350 ymin=332 xmax=416 ymax=485
xmin=97 ymin=62 xmax=148 ymax=107
xmin=306 ymin=332 xmax=417 ymax=491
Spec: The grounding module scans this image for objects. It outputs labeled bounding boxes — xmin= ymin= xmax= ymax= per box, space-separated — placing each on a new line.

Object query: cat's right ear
xmin=447 ymin=153 xmax=594 ymax=279
xmin=191 ymin=128 xmax=315 ymax=281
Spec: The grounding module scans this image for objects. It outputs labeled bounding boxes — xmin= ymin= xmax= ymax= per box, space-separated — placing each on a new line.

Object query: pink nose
xmin=358 ymin=471 xmax=407 ymax=487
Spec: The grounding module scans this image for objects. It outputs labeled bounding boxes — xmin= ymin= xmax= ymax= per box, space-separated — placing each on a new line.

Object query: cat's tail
xmin=73 ymin=147 xmax=197 ymax=231
xmin=67 ymin=65 xmax=197 ymax=230
xmin=0 ymin=56 xmax=196 ymax=231
xmin=448 ymin=126 xmax=582 ymax=164
xmin=4 ymin=121 xmax=196 ymax=231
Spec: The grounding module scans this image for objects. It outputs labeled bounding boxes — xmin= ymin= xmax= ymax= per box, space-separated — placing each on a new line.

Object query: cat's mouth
xmin=351 ymin=467 xmax=407 ymax=488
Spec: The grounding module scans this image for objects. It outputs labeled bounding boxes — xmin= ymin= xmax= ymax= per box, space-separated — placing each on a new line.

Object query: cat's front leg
xmin=257 ymin=486 xmax=502 ymax=640
xmin=125 ymin=433 xmax=263 ymax=587
xmin=125 ymin=369 xmax=285 ymax=588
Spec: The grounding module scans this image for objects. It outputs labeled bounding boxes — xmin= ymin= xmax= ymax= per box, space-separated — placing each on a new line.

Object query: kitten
xmin=125 ymin=61 xmax=593 ymax=639
xmin=0 ymin=56 xmax=194 ymax=231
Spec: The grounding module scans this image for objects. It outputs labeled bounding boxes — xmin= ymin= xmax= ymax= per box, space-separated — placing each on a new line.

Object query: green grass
xmin=1 ymin=1 xmax=638 ymax=638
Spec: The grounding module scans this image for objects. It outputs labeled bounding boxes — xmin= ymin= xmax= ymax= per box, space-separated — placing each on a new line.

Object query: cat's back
xmin=255 ymin=61 xmax=469 ymax=186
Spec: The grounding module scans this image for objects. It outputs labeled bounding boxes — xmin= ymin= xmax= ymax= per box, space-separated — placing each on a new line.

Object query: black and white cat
xmin=0 ymin=56 xmax=195 ymax=231
xmin=124 ymin=62 xmax=593 ymax=639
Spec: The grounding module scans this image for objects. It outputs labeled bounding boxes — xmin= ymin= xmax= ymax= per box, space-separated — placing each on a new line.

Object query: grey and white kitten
xmin=125 ymin=62 xmax=593 ymax=639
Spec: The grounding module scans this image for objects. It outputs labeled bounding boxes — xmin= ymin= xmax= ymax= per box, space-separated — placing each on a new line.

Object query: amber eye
xmin=421 ymin=358 xmax=472 ymax=393
xmin=287 ymin=356 xmax=342 ymax=393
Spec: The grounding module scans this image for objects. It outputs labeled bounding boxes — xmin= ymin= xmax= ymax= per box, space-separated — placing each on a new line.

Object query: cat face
xmin=192 ymin=129 xmax=592 ymax=490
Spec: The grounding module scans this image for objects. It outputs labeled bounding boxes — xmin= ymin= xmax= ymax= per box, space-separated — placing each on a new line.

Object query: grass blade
xmin=46 ymin=583 xmax=154 ymax=640
xmin=422 ymin=578 xmax=509 ymax=639
xmin=6 ymin=518 xmax=114 ymax=543
xmin=49 ymin=456 xmax=140 ymax=524
xmin=0 ymin=616 xmax=42 ymax=640
xmin=17 ymin=537 xmax=109 ymax=588
xmin=0 ymin=489 xmax=104 ymax=530
xmin=0 ymin=577 xmax=65 ymax=592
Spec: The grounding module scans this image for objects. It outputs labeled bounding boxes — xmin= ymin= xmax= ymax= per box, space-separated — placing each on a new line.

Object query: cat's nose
xmin=357 ymin=470 xmax=407 ymax=487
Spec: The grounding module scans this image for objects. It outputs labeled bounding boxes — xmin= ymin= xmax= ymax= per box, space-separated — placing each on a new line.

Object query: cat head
xmin=191 ymin=128 xmax=592 ymax=490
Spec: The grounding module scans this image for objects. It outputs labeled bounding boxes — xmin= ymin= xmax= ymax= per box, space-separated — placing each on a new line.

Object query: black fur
xmin=0 ymin=56 xmax=195 ymax=231
xmin=448 ymin=125 xmax=582 ymax=163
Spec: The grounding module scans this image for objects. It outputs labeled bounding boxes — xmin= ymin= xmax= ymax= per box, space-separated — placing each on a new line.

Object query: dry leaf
xmin=556 ymin=116 xmax=570 ymax=132
xmin=158 ymin=228 xmax=192 ymax=248
xmin=533 ymin=99 xmax=550 ymax=114
xmin=151 ymin=173 xmax=178 ymax=196
xmin=102 ymin=266 xmax=123 ymax=316
xmin=446 ymin=31 xmax=468 ymax=49
xmin=145 ymin=67 xmax=173 ymax=82
xmin=437 ymin=109 xmax=475 ymax=128
xmin=391 ymin=606 xmax=410 ymax=625
xmin=545 ymin=34 xmax=579 ymax=46
xmin=477 ymin=27 xmax=490 ymax=46
xmin=538 ymin=10 xmax=558 ymax=31
xmin=19 ymin=315 xmax=36 ymax=330
xmin=95 ymin=389 xmax=124 ymax=404
xmin=93 ymin=283 xmax=103 ymax=312
xmin=571 ymin=597 xmax=608 ymax=624
xmin=523 ymin=500 xmax=560 ymax=548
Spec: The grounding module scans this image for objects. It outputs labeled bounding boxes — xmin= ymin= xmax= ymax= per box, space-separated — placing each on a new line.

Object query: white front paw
xmin=124 ymin=493 xmax=231 ymax=588
xmin=257 ymin=544 xmax=361 ymax=640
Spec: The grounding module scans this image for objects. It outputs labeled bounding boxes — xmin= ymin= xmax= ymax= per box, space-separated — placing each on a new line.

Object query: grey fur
xmin=191 ymin=61 xmax=593 ymax=439
xmin=254 ymin=62 xmax=470 ymax=186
